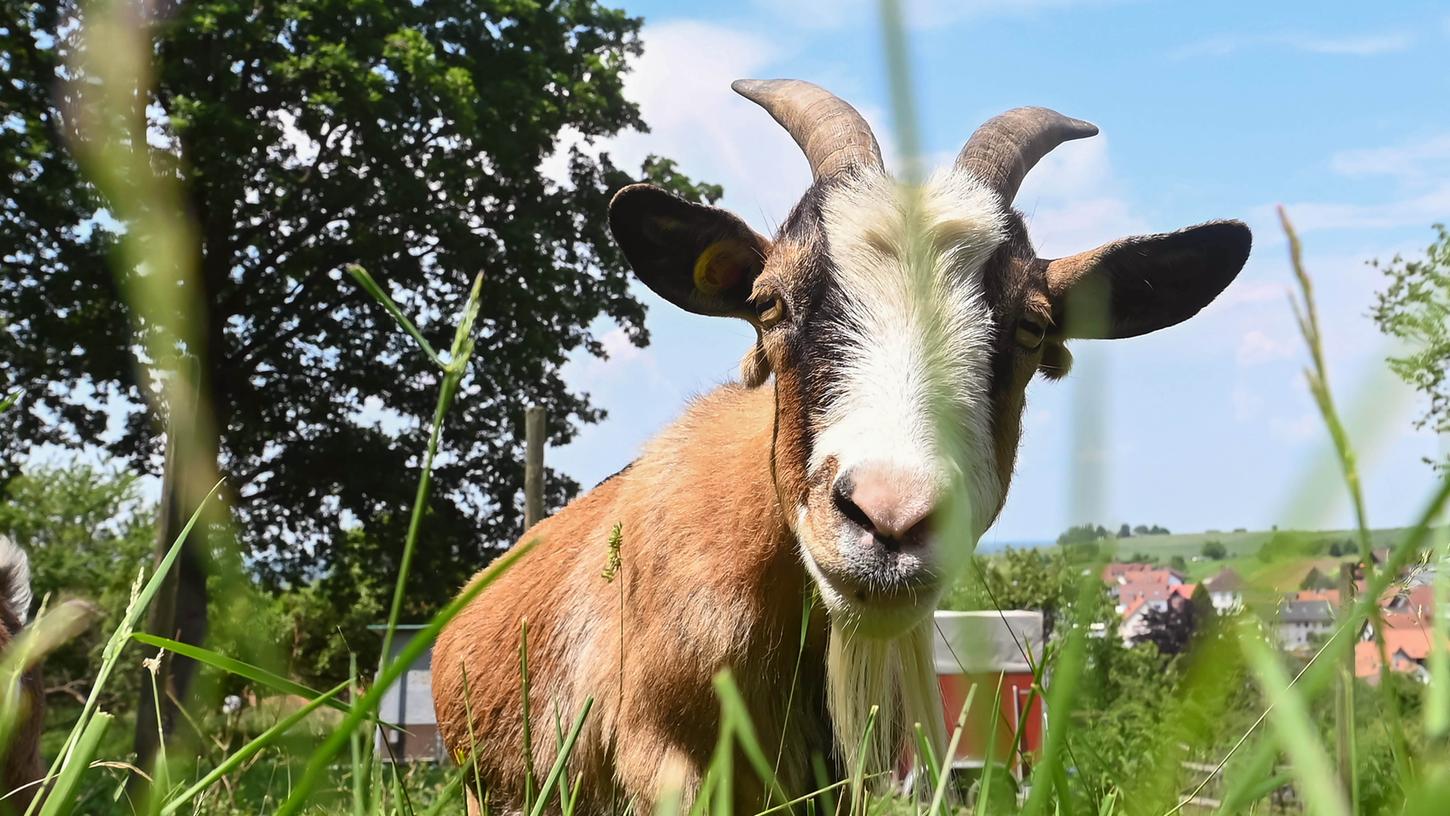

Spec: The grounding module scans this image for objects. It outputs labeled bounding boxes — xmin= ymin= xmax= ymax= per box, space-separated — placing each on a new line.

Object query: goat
xmin=1 ymin=536 xmax=43 ymax=813
xmin=433 ymin=79 xmax=1251 ymax=814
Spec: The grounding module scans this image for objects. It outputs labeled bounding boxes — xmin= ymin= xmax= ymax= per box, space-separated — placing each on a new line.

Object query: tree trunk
xmin=133 ymin=367 xmax=214 ymax=780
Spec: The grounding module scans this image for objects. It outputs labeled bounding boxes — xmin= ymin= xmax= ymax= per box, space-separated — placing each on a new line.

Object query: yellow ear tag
xmin=693 ymin=241 xmax=743 ymax=296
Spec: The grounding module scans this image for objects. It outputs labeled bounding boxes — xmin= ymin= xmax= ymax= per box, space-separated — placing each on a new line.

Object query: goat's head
xmin=609 ymin=80 xmax=1250 ymax=638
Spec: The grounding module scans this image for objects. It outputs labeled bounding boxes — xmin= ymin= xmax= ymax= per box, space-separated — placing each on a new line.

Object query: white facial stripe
xmin=812 ymin=169 xmax=1007 ymax=535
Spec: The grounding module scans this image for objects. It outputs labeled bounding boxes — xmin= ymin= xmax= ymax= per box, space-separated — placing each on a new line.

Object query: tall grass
xmin=4 ymin=0 xmax=1450 ymax=814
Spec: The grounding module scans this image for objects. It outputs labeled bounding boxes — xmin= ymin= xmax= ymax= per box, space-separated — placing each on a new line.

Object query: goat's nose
xmin=832 ymin=463 xmax=939 ymax=549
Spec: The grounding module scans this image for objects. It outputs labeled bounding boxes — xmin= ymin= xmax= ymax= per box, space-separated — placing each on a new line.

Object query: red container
xmin=932 ymin=610 xmax=1046 ymax=777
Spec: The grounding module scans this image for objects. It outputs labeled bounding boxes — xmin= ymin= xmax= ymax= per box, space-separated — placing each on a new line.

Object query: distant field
xmin=1001 ymin=526 xmax=1421 ymax=582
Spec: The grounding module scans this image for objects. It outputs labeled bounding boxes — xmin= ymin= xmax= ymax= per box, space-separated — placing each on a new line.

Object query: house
xmin=1383 ymin=584 xmax=1435 ymax=617
xmin=1296 ymin=559 xmax=1352 ymax=591
xmin=1102 ymin=564 xmax=1184 ymax=594
xmin=371 ymin=624 xmax=445 ymax=763
xmin=1203 ymin=568 xmax=1243 ymax=613
xmin=1294 ymin=589 xmax=1340 ymax=605
xmin=1354 ymin=629 xmax=1432 ymax=683
xmin=1276 ymin=599 xmax=1336 ymax=651
xmin=1118 ymin=583 xmax=1198 ymax=645
xmin=1114 ymin=574 xmax=1193 ymax=612
xmin=1102 ymin=562 xmax=1157 ymax=584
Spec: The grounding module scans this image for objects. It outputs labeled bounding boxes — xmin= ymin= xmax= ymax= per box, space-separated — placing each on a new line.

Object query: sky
xmin=547 ymin=0 xmax=1450 ymax=545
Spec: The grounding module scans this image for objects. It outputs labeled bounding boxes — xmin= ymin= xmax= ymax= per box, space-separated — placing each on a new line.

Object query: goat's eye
xmin=1015 ymin=318 xmax=1047 ymax=351
xmin=756 ymin=295 xmax=787 ymax=328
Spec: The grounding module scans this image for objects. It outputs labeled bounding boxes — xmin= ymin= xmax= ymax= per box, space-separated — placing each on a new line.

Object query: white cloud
xmin=1252 ymin=131 xmax=1450 ymax=236
xmin=1237 ymin=328 xmax=1297 ymax=366
xmin=1293 ymin=33 xmax=1415 ymax=56
xmin=1015 ymin=137 xmax=1151 ymax=256
xmin=1330 ymin=133 xmax=1450 ymax=186
xmin=1271 ymin=412 xmax=1321 ymax=443
xmin=1232 ymin=382 xmax=1264 ymax=421
xmin=757 ymin=0 xmax=1132 ymax=31
xmin=1174 ymin=31 xmax=1415 ymax=59
xmin=1219 ymin=280 xmax=1288 ymax=308
xmin=542 ymin=20 xmax=809 ymax=232
xmin=560 ymin=327 xmax=657 ymax=387
xmin=1265 ymin=184 xmax=1450 ymax=234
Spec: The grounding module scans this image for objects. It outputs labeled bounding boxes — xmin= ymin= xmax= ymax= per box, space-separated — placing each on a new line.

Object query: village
xmin=1104 ymin=547 xmax=1436 ymax=683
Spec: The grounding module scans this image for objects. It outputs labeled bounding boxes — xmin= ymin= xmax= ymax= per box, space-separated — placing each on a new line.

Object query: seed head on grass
xmin=602 ymin=523 xmax=624 ymax=583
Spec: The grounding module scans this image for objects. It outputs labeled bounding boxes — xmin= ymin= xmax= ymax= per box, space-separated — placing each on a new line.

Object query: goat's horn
xmin=954 ymin=107 xmax=1098 ymax=204
xmin=732 ymin=79 xmax=884 ymax=181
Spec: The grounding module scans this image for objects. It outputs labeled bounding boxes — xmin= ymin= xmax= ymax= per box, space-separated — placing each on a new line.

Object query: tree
xmin=1170 ymin=555 xmax=1187 ymax=572
xmin=1371 ymin=225 xmax=1450 ymax=472
xmin=1118 ymin=523 xmax=1132 ymax=538
xmin=942 ymin=548 xmax=1110 ymax=636
xmin=1201 ymin=540 xmax=1227 ymax=560
xmin=1134 ymin=585 xmax=1215 ymax=656
xmin=0 ymin=463 xmax=154 ymax=710
xmin=1 ymin=2 xmax=714 ymax=601
xmin=2 ymin=0 xmax=716 ymax=765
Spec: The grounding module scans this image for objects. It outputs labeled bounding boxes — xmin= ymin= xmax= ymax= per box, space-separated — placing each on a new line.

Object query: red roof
xmin=1379 ymin=611 xmax=1428 ymax=630
xmin=1121 ymin=598 xmax=1147 ymax=622
xmin=1295 ymin=589 xmax=1341 ymax=605
xmin=1355 ymin=628 xmax=1435 ymax=679
xmin=1102 ymin=562 xmax=1156 ymax=582
xmin=1117 ymin=578 xmax=1197 ymax=606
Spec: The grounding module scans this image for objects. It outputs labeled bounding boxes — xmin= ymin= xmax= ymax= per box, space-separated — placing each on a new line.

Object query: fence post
xmin=524 ymin=406 xmax=545 ymax=529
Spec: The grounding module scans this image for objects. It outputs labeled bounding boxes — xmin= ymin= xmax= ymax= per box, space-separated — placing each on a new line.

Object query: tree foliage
xmin=1133 ymin=585 xmax=1216 ymax=656
xmin=0 ymin=0 xmax=718 ymax=600
xmin=0 ymin=463 xmax=154 ymax=710
xmin=1371 ymin=224 xmax=1450 ymax=472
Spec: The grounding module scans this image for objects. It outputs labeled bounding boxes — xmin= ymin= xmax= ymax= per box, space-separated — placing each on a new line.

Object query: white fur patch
xmin=826 ymin=618 xmax=946 ymax=789
xmin=813 ymin=169 xmax=1007 ymax=561
xmin=0 ymin=535 xmax=33 ymax=625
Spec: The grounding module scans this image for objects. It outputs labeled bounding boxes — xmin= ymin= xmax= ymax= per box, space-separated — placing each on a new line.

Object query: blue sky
xmin=549 ymin=0 xmax=1450 ymax=544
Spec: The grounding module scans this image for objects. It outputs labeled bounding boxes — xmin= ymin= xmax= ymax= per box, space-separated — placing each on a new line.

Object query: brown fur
xmin=0 ymin=598 xmax=44 ymax=813
xmin=433 ymin=385 xmax=832 ymax=814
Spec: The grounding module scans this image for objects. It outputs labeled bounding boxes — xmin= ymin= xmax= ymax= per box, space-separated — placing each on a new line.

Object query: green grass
xmin=5 ymin=1 xmax=1450 ymax=815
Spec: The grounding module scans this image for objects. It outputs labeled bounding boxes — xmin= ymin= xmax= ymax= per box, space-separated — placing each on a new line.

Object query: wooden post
xmin=524 ymin=406 xmax=545 ymax=529
xmin=1336 ymin=561 xmax=1357 ymax=808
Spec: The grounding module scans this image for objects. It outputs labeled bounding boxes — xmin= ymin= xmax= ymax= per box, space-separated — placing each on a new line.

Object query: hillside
xmin=1047 ymin=526 xmax=1419 ymax=581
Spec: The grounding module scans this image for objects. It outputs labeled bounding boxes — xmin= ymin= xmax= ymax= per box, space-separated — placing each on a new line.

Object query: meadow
xmin=3 ymin=1 xmax=1450 ymax=815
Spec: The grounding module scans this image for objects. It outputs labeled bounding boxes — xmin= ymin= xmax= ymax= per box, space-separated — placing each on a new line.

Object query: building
xmin=1355 ymin=629 xmax=1432 ymax=683
xmin=371 ymin=624 xmax=445 ymax=763
xmin=1117 ymin=583 xmax=1198 ymax=645
xmin=1276 ymin=600 xmax=1336 ymax=651
xmin=1203 ymin=568 xmax=1243 ymax=613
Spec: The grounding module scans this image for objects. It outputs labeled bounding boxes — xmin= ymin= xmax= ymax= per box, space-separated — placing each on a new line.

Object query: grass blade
xmin=930 ymin=682 xmax=978 ymax=816
xmin=26 ymin=479 xmax=224 ymax=815
xmin=346 ymin=264 xmax=444 ymax=369
xmin=527 ymin=698 xmax=595 ymax=816
xmin=37 ymin=712 xmax=113 ymax=816
xmin=1239 ymin=619 xmax=1350 ymax=816
xmin=713 ymin=670 xmax=791 ymax=807
xmin=849 ymin=704 xmax=879 ymax=816
xmin=160 ymin=682 xmax=348 ymax=815
xmin=129 ymin=632 xmax=396 ymax=731
xmin=275 ymin=538 xmax=536 ymax=816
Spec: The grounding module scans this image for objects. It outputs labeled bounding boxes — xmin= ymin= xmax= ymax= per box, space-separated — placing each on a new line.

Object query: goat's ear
xmin=1045 ymin=220 xmax=1251 ymax=339
xmin=609 ymin=183 xmax=770 ymax=318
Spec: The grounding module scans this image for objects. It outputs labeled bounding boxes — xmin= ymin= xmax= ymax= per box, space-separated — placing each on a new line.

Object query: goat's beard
xmin=825 ymin=618 xmax=946 ymax=791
